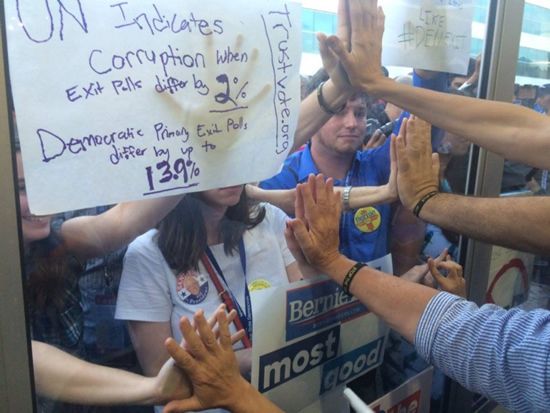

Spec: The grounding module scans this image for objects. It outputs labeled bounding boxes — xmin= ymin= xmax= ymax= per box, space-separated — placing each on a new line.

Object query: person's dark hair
xmin=305 ymin=68 xmax=371 ymax=105
xmin=156 ymin=189 xmax=266 ymax=275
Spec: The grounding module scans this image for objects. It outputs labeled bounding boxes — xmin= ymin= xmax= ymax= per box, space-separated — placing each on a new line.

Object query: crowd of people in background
xmin=10 ymin=0 xmax=550 ymax=412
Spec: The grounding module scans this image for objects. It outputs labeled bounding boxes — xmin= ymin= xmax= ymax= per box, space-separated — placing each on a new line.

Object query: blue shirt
xmin=394 ymin=71 xmax=448 ymax=150
xmin=415 ymin=292 xmax=550 ymax=412
xmin=260 ymin=141 xmax=391 ymax=262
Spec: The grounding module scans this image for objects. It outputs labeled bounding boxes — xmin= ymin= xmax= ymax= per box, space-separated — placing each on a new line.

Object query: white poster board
xmin=251 ymin=254 xmax=393 ymax=412
xmin=380 ymin=0 xmax=476 ymax=74
xmin=487 ymin=245 xmax=534 ymax=309
xmin=369 ymin=367 xmax=433 ymax=413
xmin=4 ymin=0 xmax=301 ymax=214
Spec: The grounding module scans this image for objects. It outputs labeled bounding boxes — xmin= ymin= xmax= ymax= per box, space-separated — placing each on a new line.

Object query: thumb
xmin=327 ymin=35 xmax=350 ymax=64
xmin=164 ymin=398 xmax=201 ymax=413
xmin=428 ymin=258 xmax=445 ymax=285
xmin=289 ymin=218 xmax=312 ymax=250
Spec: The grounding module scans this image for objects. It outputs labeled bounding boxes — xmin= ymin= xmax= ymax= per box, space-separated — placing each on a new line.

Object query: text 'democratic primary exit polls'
xmin=5 ymin=0 xmax=301 ymax=214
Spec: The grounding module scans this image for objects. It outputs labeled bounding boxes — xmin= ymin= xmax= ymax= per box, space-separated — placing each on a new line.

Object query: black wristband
xmin=317 ymin=81 xmax=347 ymax=115
xmin=413 ymin=190 xmax=439 ymax=217
xmin=342 ymin=262 xmax=367 ymax=296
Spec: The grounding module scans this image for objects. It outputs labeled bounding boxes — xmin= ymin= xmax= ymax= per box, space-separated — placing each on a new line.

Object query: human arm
xmin=292 ymin=0 xmax=357 ymax=151
xmin=335 ymin=134 xmax=398 ymax=209
xmin=129 ymin=321 xmax=173 ymax=377
xmin=163 ymin=310 xmax=283 ymax=413
xmin=252 ymin=136 xmax=396 ymax=215
xmin=60 ymin=194 xmax=183 ymax=262
xmin=246 ymin=185 xmax=296 ymax=216
xmin=396 ymin=115 xmax=550 ymax=256
xmin=415 ymin=293 xmax=550 ymax=412
xmin=287 ymin=174 xmax=439 ymax=342
xmin=32 ymin=340 xmax=191 ymax=405
xmin=288 ymin=174 xmax=550 ymax=411
xmin=327 ymin=0 xmax=550 ymax=170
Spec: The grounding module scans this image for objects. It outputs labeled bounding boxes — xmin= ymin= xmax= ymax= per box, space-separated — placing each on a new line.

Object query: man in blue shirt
xmin=261 ymin=68 xmax=392 ymax=263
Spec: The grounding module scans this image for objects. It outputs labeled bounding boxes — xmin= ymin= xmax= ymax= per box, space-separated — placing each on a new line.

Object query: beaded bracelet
xmin=317 ymin=81 xmax=347 ymax=115
xmin=342 ymin=262 xmax=367 ymax=296
xmin=413 ymin=190 xmax=439 ymax=217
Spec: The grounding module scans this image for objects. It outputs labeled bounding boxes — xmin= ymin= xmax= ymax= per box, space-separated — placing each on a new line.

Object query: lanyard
xmin=201 ymin=238 xmax=252 ymax=348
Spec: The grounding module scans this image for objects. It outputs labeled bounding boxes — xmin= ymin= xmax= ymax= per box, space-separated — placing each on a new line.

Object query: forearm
xmin=32 ymin=341 xmax=163 ymax=405
xmin=293 ymin=79 xmax=351 ymax=151
xmin=369 ymin=78 xmax=550 ymax=169
xmin=321 ymin=255 xmax=438 ymax=343
xmin=335 ymin=184 xmax=396 ymax=210
xmin=245 ymin=185 xmax=295 ymax=216
xmin=296 ymin=260 xmax=320 ymax=280
xmin=415 ymin=294 xmax=550 ymax=412
xmin=228 ymin=381 xmax=284 ymax=413
xmin=419 ymin=193 xmax=550 ymax=256
xmin=63 ymin=194 xmax=183 ymax=261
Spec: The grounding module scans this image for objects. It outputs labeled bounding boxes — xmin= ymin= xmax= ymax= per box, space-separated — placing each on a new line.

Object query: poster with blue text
xmin=4 ymin=0 xmax=301 ymax=214
xmin=251 ymin=254 xmax=392 ymax=412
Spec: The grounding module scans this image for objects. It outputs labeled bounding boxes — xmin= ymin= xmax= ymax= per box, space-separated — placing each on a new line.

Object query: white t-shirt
xmin=116 ymin=204 xmax=293 ymax=412
xmin=116 ymin=203 xmax=294 ymax=344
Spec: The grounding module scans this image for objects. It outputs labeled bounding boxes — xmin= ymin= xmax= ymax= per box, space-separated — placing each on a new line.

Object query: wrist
xmin=142 ymin=377 xmax=165 ymax=405
xmin=225 ymin=379 xmax=257 ymax=411
xmin=363 ymin=75 xmax=394 ymax=97
xmin=321 ymin=79 xmax=353 ymax=110
xmin=317 ymin=253 xmax=352 ymax=281
xmin=412 ymin=190 xmax=440 ymax=217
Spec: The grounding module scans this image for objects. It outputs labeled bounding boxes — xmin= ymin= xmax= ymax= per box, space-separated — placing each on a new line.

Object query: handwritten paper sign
xmin=380 ymin=0 xmax=475 ymax=74
xmin=251 ymin=255 xmax=392 ymax=412
xmin=4 ymin=0 xmax=301 ymax=214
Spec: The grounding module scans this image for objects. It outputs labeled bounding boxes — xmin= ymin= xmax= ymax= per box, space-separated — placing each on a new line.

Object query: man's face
xmin=314 ymin=97 xmax=367 ymax=155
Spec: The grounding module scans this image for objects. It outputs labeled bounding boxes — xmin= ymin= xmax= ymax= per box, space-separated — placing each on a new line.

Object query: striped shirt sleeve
xmin=415 ymin=292 xmax=550 ymax=412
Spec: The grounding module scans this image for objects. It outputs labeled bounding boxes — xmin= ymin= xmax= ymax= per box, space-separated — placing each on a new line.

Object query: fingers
xmin=348 ymin=0 xmax=364 ymax=34
xmin=300 ymin=175 xmax=318 ymax=216
xmin=308 ymin=173 xmax=318 ymax=202
xmin=164 ymin=399 xmax=199 ymax=413
xmin=427 ymin=258 xmax=445 ymax=284
xmin=167 ymin=324 xmax=198 ymax=372
xmin=337 ymin=0 xmax=351 ymax=51
xmin=365 ymin=129 xmax=386 ymax=149
xmin=215 ymin=308 xmax=233 ymax=351
xmin=295 ymin=183 xmax=306 ymax=222
xmin=433 ymin=248 xmax=449 ymax=265
xmin=431 ymin=152 xmax=440 ymax=180
xmin=230 ymin=329 xmax=246 ymax=346
xmin=288 ymin=217 xmax=312 ymax=251
xmin=326 ymin=35 xmax=350 ymax=66
xmin=317 ymin=32 xmax=338 ymax=69
xmin=211 ymin=309 xmax=238 ymax=342
xmin=395 ymin=118 xmax=409 ymax=173
xmin=377 ymin=6 xmax=386 ymax=39
xmin=180 ymin=313 xmax=207 ymax=357
xmin=315 ymin=174 xmax=328 ymax=205
xmin=389 ymin=134 xmax=397 ymax=167
xmin=397 ymin=117 xmax=408 ymax=146
xmin=437 ymin=260 xmax=463 ymax=279
xmin=207 ymin=304 xmax=226 ymax=329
